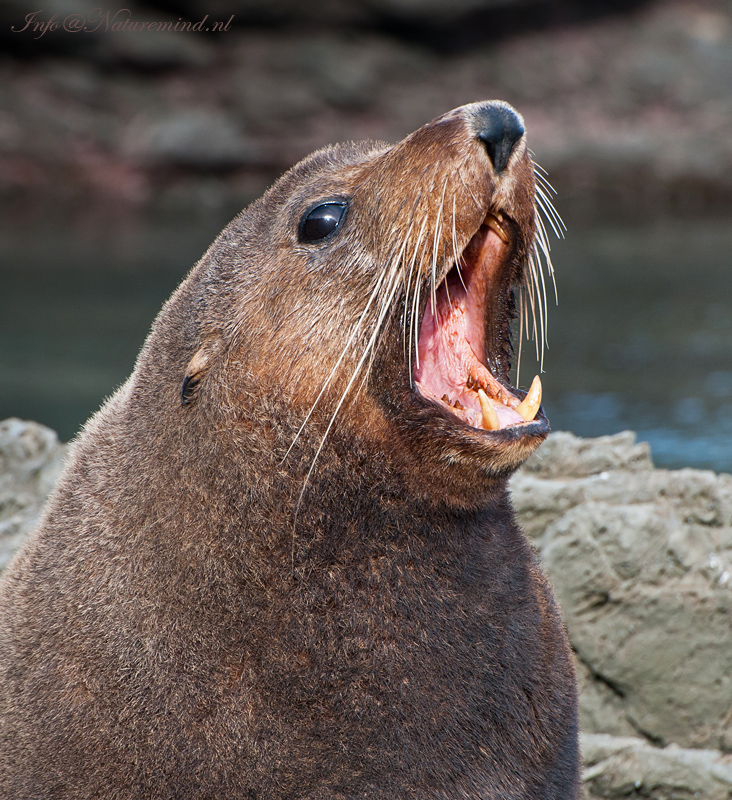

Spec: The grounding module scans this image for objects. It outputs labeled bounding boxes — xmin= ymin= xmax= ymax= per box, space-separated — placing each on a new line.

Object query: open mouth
xmin=413 ymin=212 xmax=542 ymax=432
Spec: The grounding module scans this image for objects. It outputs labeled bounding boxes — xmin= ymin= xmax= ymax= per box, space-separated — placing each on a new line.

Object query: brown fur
xmin=0 ymin=103 xmax=579 ymax=799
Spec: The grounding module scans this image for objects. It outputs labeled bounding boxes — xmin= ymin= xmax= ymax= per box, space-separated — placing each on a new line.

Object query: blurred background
xmin=1 ymin=0 xmax=731 ymax=469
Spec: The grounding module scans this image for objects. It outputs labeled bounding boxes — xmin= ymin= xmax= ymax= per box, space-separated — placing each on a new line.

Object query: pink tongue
xmin=414 ymin=281 xmax=477 ymax=399
xmin=414 ymin=275 xmax=524 ymax=429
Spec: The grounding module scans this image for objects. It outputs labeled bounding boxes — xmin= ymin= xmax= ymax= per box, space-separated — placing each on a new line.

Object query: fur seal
xmin=0 ymin=101 xmax=579 ymax=799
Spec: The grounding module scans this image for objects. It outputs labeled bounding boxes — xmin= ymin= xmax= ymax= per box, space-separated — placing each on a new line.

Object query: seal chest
xmin=0 ymin=102 xmax=579 ymax=799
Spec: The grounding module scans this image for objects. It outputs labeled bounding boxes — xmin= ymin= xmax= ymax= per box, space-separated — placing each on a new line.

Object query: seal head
xmin=188 ymin=100 xmax=553 ymax=508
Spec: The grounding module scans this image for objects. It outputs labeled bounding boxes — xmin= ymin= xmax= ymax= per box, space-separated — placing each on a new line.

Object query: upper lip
xmin=412 ymin=211 xmax=543 ymax=433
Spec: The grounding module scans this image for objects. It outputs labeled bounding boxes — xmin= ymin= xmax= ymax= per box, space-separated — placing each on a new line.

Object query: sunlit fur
xmin=284 ymin=113 xmax=564 ymax=499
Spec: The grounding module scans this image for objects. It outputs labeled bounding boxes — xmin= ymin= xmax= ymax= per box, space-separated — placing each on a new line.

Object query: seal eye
xmin=300 ymin=202 xmax=347 ymax=242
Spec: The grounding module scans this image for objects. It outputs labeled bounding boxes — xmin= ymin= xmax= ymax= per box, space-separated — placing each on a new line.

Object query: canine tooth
xmin=442 ymin=394 xmax=450 ymax=403
xmin=477 ymin=389 xmax=500 ymax=431
xmin=515 ymin=375 xmax=542 ymax=422
xmin=485 ymin=213 xmax=509 ymax=244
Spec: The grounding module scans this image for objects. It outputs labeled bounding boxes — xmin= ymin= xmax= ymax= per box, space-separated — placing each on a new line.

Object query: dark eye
xmin=299 ymin=202 xmax=348 ymax=242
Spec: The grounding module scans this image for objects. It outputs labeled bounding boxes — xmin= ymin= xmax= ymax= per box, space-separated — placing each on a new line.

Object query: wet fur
xmin=0 ymin=104 xmax=579 ymax=799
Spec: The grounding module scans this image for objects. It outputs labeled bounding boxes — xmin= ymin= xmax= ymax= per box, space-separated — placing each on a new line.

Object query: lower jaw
xmin=415 ymin=370 xmax=542 ymax=433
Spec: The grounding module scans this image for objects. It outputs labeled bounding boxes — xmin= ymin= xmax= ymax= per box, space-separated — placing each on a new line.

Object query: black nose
xmin=473 ymin=104 xmax=525 ymax=173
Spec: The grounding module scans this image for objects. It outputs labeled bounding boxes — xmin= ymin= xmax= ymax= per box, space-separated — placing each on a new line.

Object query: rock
xmin=135 ymin=0 xmax=531 ymax=25
xmin=3 ymin=0 xmax=216 ymax=68
xmin=5 ymin=0 xmax=732 ymax=214
xmin=88 ymin=18 xmax=216 ymax=71
xmin=581 ymin=733 xmax=732 ymax=799
xmin=575 ymin=660 xmax=636 ymax=739
xmin=360 ymin=0 xmax=526 ymax=21
xmin=123 ymin=110 xmax=257 ymax=169
xmin=288 ymin=36 xmax=404 ymax=110
xmin=230 ymin=33 xmax=432 ymax=123
xmin=511 ymin=430 xmax=732 ymax=751
xmin=0 ymin=418 xmax=67 ymax=570
xmin=521 ymin=429 xmax=654 ymax=479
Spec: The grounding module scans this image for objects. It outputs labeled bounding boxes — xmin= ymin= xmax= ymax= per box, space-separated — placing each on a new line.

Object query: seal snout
xmin=472 ymin=102 xmax=525 ymax=173
xmin=403 ymin=101 xmax=550 ymax=444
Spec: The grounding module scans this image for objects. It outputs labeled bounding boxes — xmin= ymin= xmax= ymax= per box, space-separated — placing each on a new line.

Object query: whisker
xmin=533 ymin=214 xmax=554 ymax=335
xmin=403 ymin=263 xmax=416 ymax=363
xmin=367 ymin=225 xmax=416 ymax=394
xmin=525 ymin=251 xmax=538 ymax=319
xmin=530 ymin=248 xmax=546 ymax=364
xmin=399 ymin=197 xmax=424 ymax=360
xmin=535 ymin=181 xmax=561 ymax=220
xmin=411 ymin=279 xmax=423 ymax=383
xmin=530 ymin=155 xmax=550 ymax=178
xmin=507 ymin=158 xmax=564 ymax=373
xmin=451 ymin=193 xmax=468 ymax=294
xmin=535 ymin=247 xmax=549 ymax=371
xmin=525 ymin=252 xmax=540 ymax=359
xmin=535 ymin=188 xmax=564 ymax=242
xmin=534 ymin=170 xmax=561 ymax=202
xmin=533 ymin=159 xmax=566 ymax=242
xmin=408 ymin=216 xmax=429 ymax=380
xmin=536 ymin=191 xmax=562 ymax=288
xmin=282 ymin=269 xmax=389 ymax=463
xmin=296 ymin=265 xmax=404 ymax=512
xmin=516 ymin=290 xmax=524 ymax=388
xmin=410 ymin=223 xmax=432 ymax=377
xmin=430 ymin=177 xmax=449 ymax=315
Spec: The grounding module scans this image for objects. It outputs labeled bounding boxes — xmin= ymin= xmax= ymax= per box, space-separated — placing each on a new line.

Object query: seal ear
xmin=181 ymin=346 xmax=213 ymax=406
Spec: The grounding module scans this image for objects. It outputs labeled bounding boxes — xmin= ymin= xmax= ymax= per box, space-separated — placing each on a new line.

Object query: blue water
xmin=520 ymin=218 xmax=732 ymax=472
xmin=2 ymin=212 xmax=731 ymax=473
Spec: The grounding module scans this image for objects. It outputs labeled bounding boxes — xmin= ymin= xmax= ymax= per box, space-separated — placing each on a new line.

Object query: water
xmin=517 ymin=218 xmax=732 ymax=472
xmin=0 ymin=213 xmax=225 ymax=441
xmin=2 ymin=212 xmax=731 ymax=473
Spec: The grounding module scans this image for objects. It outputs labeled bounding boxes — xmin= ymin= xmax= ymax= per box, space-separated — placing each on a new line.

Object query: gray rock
xmin=361 ymin=0 xmax=525 ymax=20
xmin=123 ymin=110 xmax=257 ymax=169
xmin=150 ymin=0 xmax=530 ymax=24
xmin=89 ymin=20 xmax=215 ymax=71
xmin=521 ymin=430 xmax=654 ymax=479
xmin=6 ymin=0 xmax=732 ymax=213
xmin=511 ymin=430 xmax=732 ymax=751
xmin=6 ymin=0 xmax=215 ymax=68
xmin=231 ymin=33 xmax=432 ymax=122
xmin=0 ymin=418 xmax=67 ymax=570
xmin=581 ymin=733 xmax=732 ymax=799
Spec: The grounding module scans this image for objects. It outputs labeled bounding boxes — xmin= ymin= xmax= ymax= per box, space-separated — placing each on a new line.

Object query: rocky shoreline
xmin=3 ymin=0 xmax=732 ymax=222
xmin=2 ymin=417 xmax=731 ymax=797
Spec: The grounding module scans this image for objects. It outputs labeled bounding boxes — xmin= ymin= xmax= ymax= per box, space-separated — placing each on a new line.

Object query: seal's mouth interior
xmin=413 ymin=213 xmax=542 ymax=432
